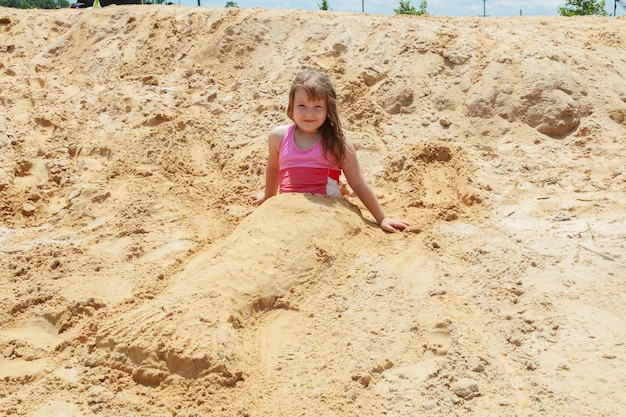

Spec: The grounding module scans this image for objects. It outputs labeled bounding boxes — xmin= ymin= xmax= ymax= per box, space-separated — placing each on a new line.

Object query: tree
xmin=0 ymin=0 xmax=69 ymax=7
xmin=225 ymin=1 xmax=238 ymax=7
xmin=318 ymin=0 xmax=329 ymax=10
xmin=558 ymin=0 xmax=608 ymax=15
xmin=394 ymin=0 xmax=428 ymax=15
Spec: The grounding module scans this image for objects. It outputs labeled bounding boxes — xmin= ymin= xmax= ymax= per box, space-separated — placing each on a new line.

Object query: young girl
xmin=251 ymin=69 xmax=410 ymax=233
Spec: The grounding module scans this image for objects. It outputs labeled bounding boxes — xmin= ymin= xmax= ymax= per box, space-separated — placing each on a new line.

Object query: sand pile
xmin=0 ymin=5 xmax=625 ymax=416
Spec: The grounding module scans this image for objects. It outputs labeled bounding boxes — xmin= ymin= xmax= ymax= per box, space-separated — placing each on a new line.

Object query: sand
xmin=0 ymin=5 xmax=625 ymax=416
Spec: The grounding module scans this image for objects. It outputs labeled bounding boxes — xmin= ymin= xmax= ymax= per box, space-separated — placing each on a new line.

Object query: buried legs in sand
xmin=88 ymin=194 xmax=365 ymax=386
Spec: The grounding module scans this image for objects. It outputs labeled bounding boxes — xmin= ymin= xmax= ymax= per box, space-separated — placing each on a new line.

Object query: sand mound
xmin=1 ymin=5 xmax=625 ymax=417
xmin=89 ymin=194 xmax=365 ymax=386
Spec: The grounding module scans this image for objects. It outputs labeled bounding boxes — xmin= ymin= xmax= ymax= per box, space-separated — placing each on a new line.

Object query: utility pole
xmin=362 ymin=0 xmax=364 ymax=13
xmin=483 ymin=0 xmax=486 ymax=17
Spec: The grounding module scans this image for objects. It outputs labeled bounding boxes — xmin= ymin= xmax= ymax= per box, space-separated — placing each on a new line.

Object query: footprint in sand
xmin=424 ymin=320 xmax=452 ymax=358
xmin=87 ymin=194 xmax=364 ymax=386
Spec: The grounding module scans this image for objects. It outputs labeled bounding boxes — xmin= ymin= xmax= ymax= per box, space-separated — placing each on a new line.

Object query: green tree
xmin=225 ymin=1 xmax=238 ymax=7
xmin=558 ymin=0 xmax=608 ymax=15
xmin=318 ymin=0 xmax=329 ymax=10
xmin=394 ymin=0 xmax=427 ymax=15
xmin=0 ymin=0 xmax=23 ymax=6
xmin=0 ymin=0 xmax=69 ymax=8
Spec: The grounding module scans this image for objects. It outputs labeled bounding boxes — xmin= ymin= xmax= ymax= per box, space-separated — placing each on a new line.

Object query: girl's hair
xmin=287 ymin=69 xmax=347 ymax=164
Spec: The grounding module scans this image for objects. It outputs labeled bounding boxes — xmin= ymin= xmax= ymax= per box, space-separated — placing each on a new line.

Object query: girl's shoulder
xmin=269 ymin=124 xmax=292 ymax=138
xmin=268 ymin=124 xmax=292 ymax=150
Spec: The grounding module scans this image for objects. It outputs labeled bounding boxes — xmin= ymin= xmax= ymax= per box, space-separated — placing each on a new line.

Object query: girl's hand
xmin=251 ymin=192 xmax=266 ymax=205
xmin=379 ymin=217 xmax=410 ymax=233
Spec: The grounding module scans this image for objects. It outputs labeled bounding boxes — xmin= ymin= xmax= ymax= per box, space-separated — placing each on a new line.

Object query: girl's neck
xmin=294 ymin=126 xmax=322 ymax=150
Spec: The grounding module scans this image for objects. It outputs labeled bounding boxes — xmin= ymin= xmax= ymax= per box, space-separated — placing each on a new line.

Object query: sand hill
xmin=0 ymin=5 xmax=625 ymax=416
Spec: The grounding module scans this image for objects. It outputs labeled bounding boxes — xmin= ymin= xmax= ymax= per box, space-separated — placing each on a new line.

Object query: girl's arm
xmin=341 ymin=139 xmax=410 ymax=233
xmin=252 ymin=126 xmax=286 ymax=205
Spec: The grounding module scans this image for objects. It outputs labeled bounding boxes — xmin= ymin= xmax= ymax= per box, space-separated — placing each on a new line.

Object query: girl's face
xmin=291 ymin=87 xmax=327 ymax=134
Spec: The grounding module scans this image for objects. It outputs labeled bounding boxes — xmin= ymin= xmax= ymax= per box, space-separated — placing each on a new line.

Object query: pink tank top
xmin=279 ymin=124 xmax=341 ymax=195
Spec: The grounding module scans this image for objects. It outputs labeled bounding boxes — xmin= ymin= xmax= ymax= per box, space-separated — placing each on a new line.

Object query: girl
xmin=252 ymin=69 xmax=409 ymax=233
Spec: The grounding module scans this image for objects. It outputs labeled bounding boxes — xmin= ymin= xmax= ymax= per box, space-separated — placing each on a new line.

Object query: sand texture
xmin=1 ymin=5 xmax=625 ymax=416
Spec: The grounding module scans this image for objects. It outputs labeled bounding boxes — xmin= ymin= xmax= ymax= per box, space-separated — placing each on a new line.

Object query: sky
xmin=173 ymin=0 xmax=625 ymax=17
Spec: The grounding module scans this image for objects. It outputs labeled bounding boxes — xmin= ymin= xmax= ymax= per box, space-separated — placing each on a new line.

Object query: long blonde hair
xmin=287 ymin=69 xmax=347 ymax=164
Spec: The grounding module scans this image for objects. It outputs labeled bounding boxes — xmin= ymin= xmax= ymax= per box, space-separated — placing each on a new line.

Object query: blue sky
xmin=173 ymin=0 xmax=624 ymax=17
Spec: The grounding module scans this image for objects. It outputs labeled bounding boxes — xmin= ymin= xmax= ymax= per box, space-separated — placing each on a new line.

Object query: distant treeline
xmin=0 ymin=0 xmax=164 ymax=8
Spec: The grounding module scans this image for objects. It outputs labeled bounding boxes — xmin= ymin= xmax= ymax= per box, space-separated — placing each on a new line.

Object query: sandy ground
xmin=1 ymin=5 xmax=625 ymax=417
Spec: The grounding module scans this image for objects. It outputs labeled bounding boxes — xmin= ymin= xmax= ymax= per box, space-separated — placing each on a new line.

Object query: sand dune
xmin=0 ymin=5 xmax=625 ymax=416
